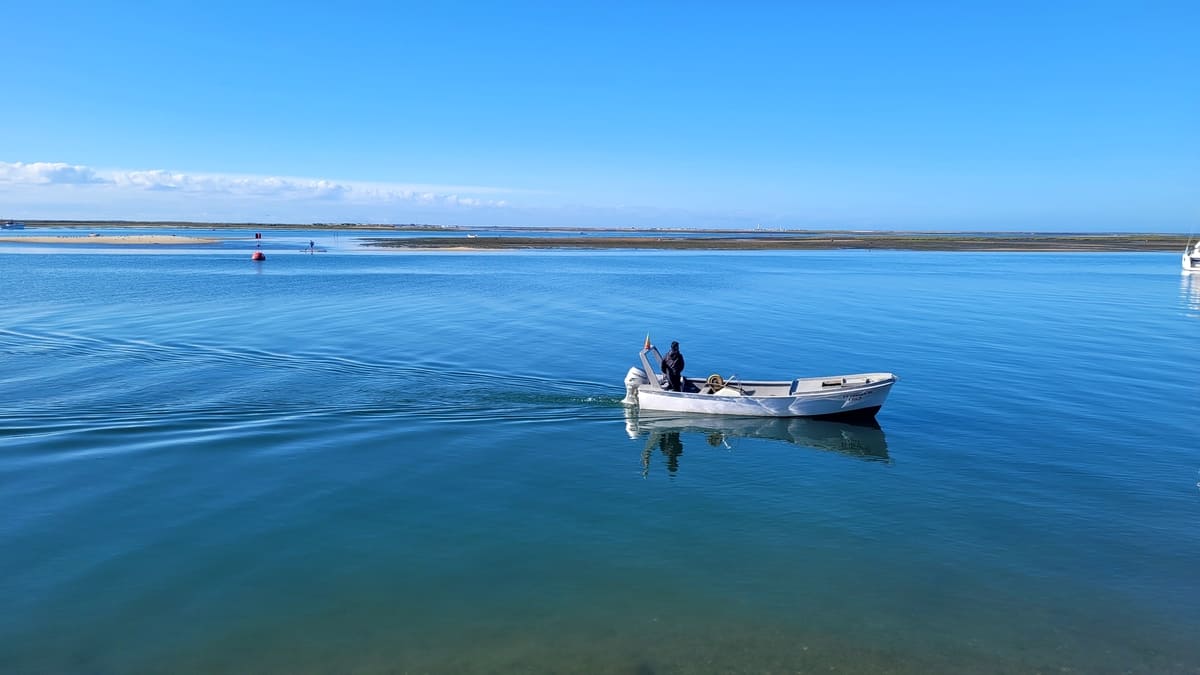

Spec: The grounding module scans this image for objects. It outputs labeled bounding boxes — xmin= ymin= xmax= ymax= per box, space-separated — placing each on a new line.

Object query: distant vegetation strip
xmin=364 ymin=234 xmax=1191 ymax=252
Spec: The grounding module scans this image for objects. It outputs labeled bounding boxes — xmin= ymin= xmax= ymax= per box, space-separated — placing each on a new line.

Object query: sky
xmin=1 ymin=1 xmax=1197 ymax=231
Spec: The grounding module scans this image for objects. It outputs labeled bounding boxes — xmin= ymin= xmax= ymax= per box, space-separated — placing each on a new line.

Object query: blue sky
xmin=1 ymin=1 xmax=1197 ymax=230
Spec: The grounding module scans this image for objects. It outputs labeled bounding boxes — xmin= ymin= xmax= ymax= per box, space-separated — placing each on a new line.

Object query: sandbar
xmin=0 ymin=235 xmax=220 ymax=245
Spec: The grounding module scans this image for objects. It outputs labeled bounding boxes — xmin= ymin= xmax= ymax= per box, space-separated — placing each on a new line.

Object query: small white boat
xmin=1183 ymin=241 xmax=1200 ymax=273
xmin=622 ymin=345 xmax=896 ymax=420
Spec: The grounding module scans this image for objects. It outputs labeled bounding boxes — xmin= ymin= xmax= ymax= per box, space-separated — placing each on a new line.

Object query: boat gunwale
xmin=637 ymin=374 xmax=896 ymax=401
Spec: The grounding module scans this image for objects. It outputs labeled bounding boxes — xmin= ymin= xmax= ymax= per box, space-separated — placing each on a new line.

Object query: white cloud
xmin=0 ymin=161 xmax=106 ymax=185
xmin=0 ymin=160 xmax=512 ymax=209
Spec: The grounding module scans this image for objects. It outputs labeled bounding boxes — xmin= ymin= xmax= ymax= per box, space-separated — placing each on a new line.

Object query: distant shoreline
xmin=6 ymin=219 xmax=420 ymax=231
xmin=363 ymin=234 xmax=1190 ymax=252
xmin=2 ymin=221 xmax=1192 ymax=252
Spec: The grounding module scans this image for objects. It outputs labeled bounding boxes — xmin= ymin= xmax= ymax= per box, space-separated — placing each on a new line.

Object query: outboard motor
xmin=623 ymin=367 xmax=649 ymax=406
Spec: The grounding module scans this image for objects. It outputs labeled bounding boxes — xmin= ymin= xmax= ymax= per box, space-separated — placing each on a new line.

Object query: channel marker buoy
xmin=251 ymin=251 xmax=266 ymax=261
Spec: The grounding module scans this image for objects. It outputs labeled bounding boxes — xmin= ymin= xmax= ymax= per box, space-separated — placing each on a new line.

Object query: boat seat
xmin=821 ymin=378 xmax=845 ymax=387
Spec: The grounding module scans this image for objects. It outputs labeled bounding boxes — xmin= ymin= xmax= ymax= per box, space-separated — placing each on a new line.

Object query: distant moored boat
xmin=1184 ymin=241 xmax=1200 ymax=273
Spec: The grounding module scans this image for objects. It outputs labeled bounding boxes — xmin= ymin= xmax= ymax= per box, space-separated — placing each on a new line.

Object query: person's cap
xmin=671 ymin=341 xmax=679 ymax=349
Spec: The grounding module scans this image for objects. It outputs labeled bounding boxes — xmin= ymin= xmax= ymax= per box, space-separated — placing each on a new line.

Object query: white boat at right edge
xmin=1183 ymin=241 xmax=1200 ymax=273
xmin=623 ymin=345 xmax=897 ymax=421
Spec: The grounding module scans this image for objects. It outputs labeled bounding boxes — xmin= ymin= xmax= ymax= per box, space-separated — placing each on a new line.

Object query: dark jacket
xmin=662 ymin=348 xmax=684 ymax=377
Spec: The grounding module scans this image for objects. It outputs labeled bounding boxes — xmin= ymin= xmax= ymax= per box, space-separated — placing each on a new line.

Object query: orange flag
xmin=643 ymin=333 xmax=651 ymax=350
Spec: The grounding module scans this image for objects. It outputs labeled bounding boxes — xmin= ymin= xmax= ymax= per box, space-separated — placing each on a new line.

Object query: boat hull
xmin=632 ymin=380 xmax=893 ymax=420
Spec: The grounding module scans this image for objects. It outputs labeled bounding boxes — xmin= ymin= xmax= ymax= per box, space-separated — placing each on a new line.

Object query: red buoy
xmin=251 ymin=251 xmax=266 ymax=261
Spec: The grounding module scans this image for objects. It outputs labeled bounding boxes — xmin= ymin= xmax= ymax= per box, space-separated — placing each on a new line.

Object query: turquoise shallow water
xmin=2 ymin=239 xmax=1199 ymax=673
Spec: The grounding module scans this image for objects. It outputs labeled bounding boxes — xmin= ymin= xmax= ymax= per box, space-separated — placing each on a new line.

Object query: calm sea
xmin=2 ymin=233 xmax=1198 ymax=673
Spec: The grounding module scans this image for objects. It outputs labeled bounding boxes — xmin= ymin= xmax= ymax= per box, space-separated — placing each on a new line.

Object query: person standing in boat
xmin=661 ymin=341 xmax=685 ymax=391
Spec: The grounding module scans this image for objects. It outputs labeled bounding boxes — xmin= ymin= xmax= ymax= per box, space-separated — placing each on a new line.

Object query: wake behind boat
xmin=622 ymin=344 xmax=896 ymax=420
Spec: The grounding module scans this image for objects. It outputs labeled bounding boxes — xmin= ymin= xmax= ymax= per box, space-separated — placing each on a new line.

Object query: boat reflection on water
xmin=625 ymin=410 xmax=890 ymax=476
xmin=1183 ymin=274 xmax=1200 ymax=316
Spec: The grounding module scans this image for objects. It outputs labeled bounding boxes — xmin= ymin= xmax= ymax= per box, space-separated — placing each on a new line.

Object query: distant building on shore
xmin=2 ymin=220 xmax=25 ymax=230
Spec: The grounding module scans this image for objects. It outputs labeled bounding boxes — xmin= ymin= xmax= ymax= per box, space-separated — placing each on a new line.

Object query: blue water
xmin=2 ymin=240 xmax=1198 ymax=673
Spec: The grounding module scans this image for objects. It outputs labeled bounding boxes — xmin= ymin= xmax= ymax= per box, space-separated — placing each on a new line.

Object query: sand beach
xmin=0 ymin=234 xmax=221 ymax=245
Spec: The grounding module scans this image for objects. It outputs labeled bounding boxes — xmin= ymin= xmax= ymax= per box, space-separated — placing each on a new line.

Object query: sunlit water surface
xmin=2 ymin=239 xmax=1198 ymax=673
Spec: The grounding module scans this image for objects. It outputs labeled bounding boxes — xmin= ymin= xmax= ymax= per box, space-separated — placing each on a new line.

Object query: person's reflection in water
xmin=641 ymin=431 xmax=687 ymax=478
xmin=658 ymin=431 xmax=684 ymax=474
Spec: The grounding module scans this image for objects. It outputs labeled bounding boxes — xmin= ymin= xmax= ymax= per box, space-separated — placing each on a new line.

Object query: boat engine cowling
xmin=623 ymin=367 xmax=648 ymax=406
